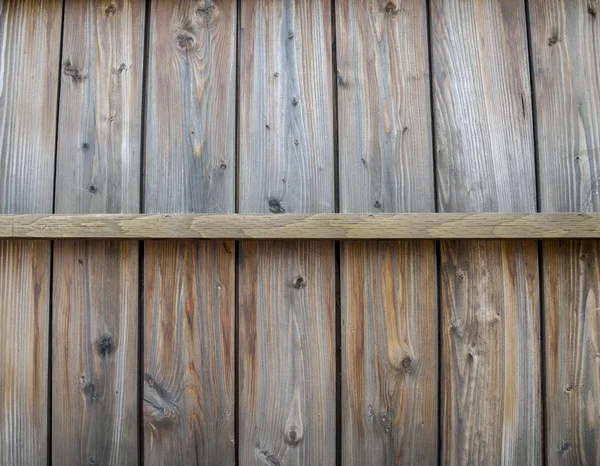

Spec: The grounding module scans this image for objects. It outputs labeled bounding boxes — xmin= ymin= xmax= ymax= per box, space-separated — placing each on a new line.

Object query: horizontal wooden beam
xmin=0 ymin=213 xmax=597 ymax=239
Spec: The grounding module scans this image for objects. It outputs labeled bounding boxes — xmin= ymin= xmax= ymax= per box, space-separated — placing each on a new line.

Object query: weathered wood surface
xmin=238 ymin=0 xmax=334 ymax=214
xmin=0 ymin=1 xmax=62 ymax=464
xmin=143 ymin=1 xmax=237 ymax=463
xmin=6 ymin=213 xmax=600 ymax=239
xmin=51 ymin=2 xmax=144 ymax=463
xmin=52 ymin=240 xmax=139 ymax=465
xmin=543 ymin=240 xmax=600 ymax=464
xmin=342 ymin=240 xmax=437 ymax=465
xmin=530 ymin=0 xmax=600 ymax=213
xmin=143 ymin=240 xmax=235 ymax=465
xmin=238 ymin=1 xmax=336 ymax=463
xmin=431 ymin=0 xmax=541 ymax=463
xmin=336 ymin=1 xmax=437 ymax=464
xmin=55 ymin=0 xmax=144 ymax=214
xmin=145 ymin=0 xmax=236 ymax=214
xmin=440 ymin=240 xmax=541 ymax=464
xmin=432 ymin=0 xmax=536 ymax=213
xmin=530 ymin=1 xmax=600 ymax=463
xmin=336 ymin=0 xmax=434 ymax=214
xmin=238 ymin=241 xmax=335 ymax=465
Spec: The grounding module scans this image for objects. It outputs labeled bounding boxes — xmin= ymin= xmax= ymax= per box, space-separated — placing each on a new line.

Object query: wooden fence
xmin=0 ymin=0 xmax=599 ymax=465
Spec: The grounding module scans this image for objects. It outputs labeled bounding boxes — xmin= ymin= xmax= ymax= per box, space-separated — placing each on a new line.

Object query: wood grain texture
xmin=145 ymin=0 xmax=236 ymax=214
xmin=0 ymin=0 xmax=62 ymax=215
xmin=0 ymin=1 xmax=61 ymax=463
xmin=530 ymin=0 xmax=600 ymax=213
xmin=336 ymin=2 xmax=437 ymax=463
xmin=336 ymin=0 xmax=434 ymax=213
xmin=6 ymin=213 xmax=600 ymax=239
xmin=0 ymin=240 xmax=51 ymax=465
xmin=431 ymin=0 xmax=536 ymax=213
xmin=55 ymin=0 xmax=145 ymax=214
xmin=431 ymin=0 xmax=542 ymax=463
xmin=52 ymin=240 xmax=139 ymax=465
xmin=143 ymin=240 xmax=234 ymax=465
xmin=238 ymin=0 xmax=334 ymax=214
xmin=440 ymin=240 xmax=541 ymax=464
xmin=530 ymin=2 xmax=600 ymax=463
xmin=238 ymin=241 xmax=335 ymax=465
xmin=52 ymin=2 xmax=144 ymax=463
xmin=342 ymin=240 xmax=437 ymax=465
xmin=143 ymin=2 xmax=237 ymax=463
xmin=543 ymin=240 xmax=600 ymax=464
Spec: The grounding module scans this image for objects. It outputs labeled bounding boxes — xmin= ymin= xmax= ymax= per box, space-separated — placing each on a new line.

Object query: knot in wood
xmin=559 ymin=442 xmax=570 ymax=453
xmin=288 ymin=31 xmax=294 ymax=39
xmin=589 ymin=5 xmax=597 ymax=17
xmin=293 ymin=275 xmax=306 ymax=289
xmin=291 ymin=97 xmax=299 ymax=106
xmin=82 ymin=143 xmax=90 ymax=150
xmin=384 ymin=2 xmax=399 ymax=14
xmin=220 ymin=163 xmax=227 ymax=170
xmin=402 ymin=356 xmax=412 ymax=369
xmin=284 ymin=427 xmax=302 ymax=446
xmin=96 ymin=334 xmax=114 ymax=357
xmin=268 ymin=198 xmax=285 ymax=213
xmin=374 ymin=200 xmax=381 ymax=209
xmin=548 ymin=35 xmax=558 ymax=46
xmin=88 ymin=185 xmax=97 ymax=194
xmin=63 ymin=61 xmax=83 ymax=82
xmin=176 ymin=30 xmax=197 ymax=51
xmin=104 ymin=1 xmax=117 ymax=15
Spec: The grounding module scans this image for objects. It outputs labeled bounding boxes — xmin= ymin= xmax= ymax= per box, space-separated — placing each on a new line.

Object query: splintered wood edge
xmin=0 ymin=213 xmax=596 ymax=239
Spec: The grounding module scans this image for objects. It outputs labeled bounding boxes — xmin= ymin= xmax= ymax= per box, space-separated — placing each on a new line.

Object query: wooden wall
xmin=0 ymin=0 xmax=599 ymax=465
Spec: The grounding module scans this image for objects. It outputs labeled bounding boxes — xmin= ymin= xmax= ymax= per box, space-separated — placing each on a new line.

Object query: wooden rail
xmin=0 ymin=213 xmax=597 ymax=239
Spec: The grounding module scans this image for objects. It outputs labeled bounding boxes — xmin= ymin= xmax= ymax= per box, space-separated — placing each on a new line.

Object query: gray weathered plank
xmin=238 ymin=0 xmax=334 ymax=215
xmin=143 ymin=1 xmax=237 ymax=463
xmin=440 ymin=240 xmax=541 ymax=464
xmin=337 ymin=0 xmax=434 ymax=214
xmin=529 ymin=1 xmax=600 ymax=462
xmin=52 ymin=240 xmax=139 ymax=465
xmin=238 ymin=0 xmax=336 ymax=463
xmin=336 ymin=1 xmax=437 ymax=464
xmin=143 ymin=240 xmax=235 ymax=465
xmin=145 ymin=0 xmax=236 ymax=214
xmin=238 ymin=241 xmax=335 ymax=466
xmin=431 ymin=0 xmax=541 ymax=463
xmin=342 ymin=240 xmax=437 ymax=465
xmin=52 ymin=2 xmax=144 ymax=463
xmin=0 ymin=1 xmax=62 ymax=464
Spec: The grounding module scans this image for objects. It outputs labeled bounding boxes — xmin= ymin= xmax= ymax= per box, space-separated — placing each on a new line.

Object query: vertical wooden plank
xmin=440 ymin=240 xmax=541 ymax=464
xmin=143 ymin=1 xmax=237 ymax=464
xmin=238 ymin=0 xmax=335 ymax=464
xmin=52 ymin=2 xmax=145 ymax=463
xmin=238 ymin=241 xmax=335 ymax=465
xmin=336 ymin=0 xmax=434 ymax=214
xmin=341 ymin=240 xmax=437 ymax=465
xmin=431 ymin=0 xmax=542 ymax=463
xmin=336 ymin=1 xmax=437 ymax=464
xmin=529 ymin=1 xmax=600 ymax=462
xmin=145 ymin=0 xmax=236 ymax=214
xmin=238 ymin=0 xmax=334 ymax=215
xmin=52 ymin=240 xmax=139 ymax=464
xmin=0 ymin=1 xmax=62 ymax=464
xmin=144 ymin=240 xmax=235 ymax=465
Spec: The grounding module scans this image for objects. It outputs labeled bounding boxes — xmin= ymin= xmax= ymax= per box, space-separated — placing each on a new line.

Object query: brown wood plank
xmin=6 ymin=213 xmax=600 ymax=239
xmin=440 ymin=240 xmax=541 ymax=464
xmin=529 ymin=1 xmax=600 ymax=462
xmin=238 ymin=241 xmax=335 ymax=465
xmin=143 ymin=1 xmax=237 ymax=463
xmin=336 ymin=1 xmax=437 ymax=464
xmin=431 ymin=0 xmax=542 ymax=463
xmin=144 ymin=0 xmax=236 ymax=214
xmin=238 ymin=0 xmax=334 ymax=215
xmin=0 ymin=1 xmax=62 ymax=463
xmin=342 ymin=240 xmax=437 ymax=464
xmin=543 ymin=240 xmax=600 ymax=464
xmin=143 ymin=240 xmax=235 ymax=465
xmin=51 ymin=1 xmax=145 ymax=463
xmin=52 ymin=240 xmax=139 ymax=464
xmin=238 ymin=0 xmax=335 ymax=463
